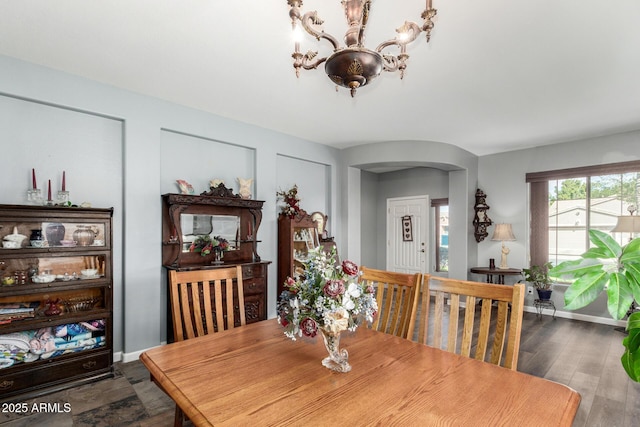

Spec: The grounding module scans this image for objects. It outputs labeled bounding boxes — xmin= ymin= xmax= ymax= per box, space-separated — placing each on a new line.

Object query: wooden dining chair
xmin=169 ymin=266 xmax=246 ymax=341
xmin=416 ymin=276 xmax=525 ymax=370
xmin=167 ymin=265 xmax=245 ymax=426
xmin=360 ymin=267 xmax=422 ymax=340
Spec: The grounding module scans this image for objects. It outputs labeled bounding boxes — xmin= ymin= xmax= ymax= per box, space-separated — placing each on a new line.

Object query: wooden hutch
xmin=0 ymin=204 xmax=114 ymax=401
xmin=162 ymin=184 xmax=269 ymax=342
xmin=277 ymin=209 xmax=320 ymax=297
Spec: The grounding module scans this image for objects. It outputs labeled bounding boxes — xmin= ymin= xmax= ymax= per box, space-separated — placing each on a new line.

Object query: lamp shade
xmin=491 ymin=223 xmax=516 ymax=241
xmin=611 ymin=216 xmax=640 ymax=233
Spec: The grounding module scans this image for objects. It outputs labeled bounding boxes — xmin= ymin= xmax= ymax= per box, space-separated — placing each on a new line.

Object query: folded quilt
xmin=0 ymin=319 xmax=106 ymax=369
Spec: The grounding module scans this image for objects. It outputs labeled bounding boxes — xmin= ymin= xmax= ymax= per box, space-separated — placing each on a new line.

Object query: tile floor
xmin=0 ymin=360 xmax=186 ymax=427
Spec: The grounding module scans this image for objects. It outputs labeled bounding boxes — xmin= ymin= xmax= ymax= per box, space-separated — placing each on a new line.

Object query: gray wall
xmin=359 ymin=167 xmax=449 ymax=270
xmin=2 ymin=53 xmax=637 ymax=358
xmin=0 ymin=55 xmax=341 ymax=359
xmin=342 ymin=140 xmax=478 ymax=280
xmin=478 ymin=132 xmax=640 ymax=322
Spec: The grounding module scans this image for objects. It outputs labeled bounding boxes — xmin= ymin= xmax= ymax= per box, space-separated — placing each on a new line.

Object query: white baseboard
xmin=523 ymin=305 xmax=626 ymax=327
xmin=117 ymin=342 xmax=167 ymax=364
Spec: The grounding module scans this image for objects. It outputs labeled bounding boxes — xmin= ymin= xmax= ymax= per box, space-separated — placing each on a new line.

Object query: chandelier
xmin=287 ymin=0 xmax=437 ymax=97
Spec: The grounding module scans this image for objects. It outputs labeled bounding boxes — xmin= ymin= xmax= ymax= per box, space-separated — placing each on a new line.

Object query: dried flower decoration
xmin=276 ymin=184 xmax=301 ymax=217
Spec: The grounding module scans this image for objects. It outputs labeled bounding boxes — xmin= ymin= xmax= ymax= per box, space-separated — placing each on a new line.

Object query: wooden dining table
xmin=140 ymin=320 xmax=580 ymax=426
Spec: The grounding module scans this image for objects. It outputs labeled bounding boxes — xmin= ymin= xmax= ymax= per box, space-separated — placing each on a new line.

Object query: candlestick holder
xmin=27 ymin=189 xmax=44 ymax=205
xmin=57 ymin=191 xmax=70 ymax=206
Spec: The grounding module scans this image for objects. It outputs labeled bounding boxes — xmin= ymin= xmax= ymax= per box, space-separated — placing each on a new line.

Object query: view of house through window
xmin=548 ymin=172 xmax=640 ymax=265
xmin=432 ymin=199 xmax=449 ymax=272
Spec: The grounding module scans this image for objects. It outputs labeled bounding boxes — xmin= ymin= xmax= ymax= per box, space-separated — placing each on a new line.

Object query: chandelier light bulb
xmin=292 ymin=24 xmax=303 ymax=43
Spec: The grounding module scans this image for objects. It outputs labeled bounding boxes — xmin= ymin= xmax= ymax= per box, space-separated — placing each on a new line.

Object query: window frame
xmin=526 ymin=160 xmax=640 ymax=267
xmin=432 ymin=198 xmax=448 ymax=272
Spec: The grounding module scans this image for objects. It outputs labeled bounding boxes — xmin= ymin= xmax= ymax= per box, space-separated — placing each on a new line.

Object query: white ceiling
xmin=1 ymin=0 xmax=639 ymax=156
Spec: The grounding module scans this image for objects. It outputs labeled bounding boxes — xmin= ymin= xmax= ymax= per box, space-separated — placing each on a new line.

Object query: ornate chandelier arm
xmin=375 ymin=21 xmax=422 ymax=77
xmin=288 ymin=1 xmax=341 ymax=77
xmin=299 ymin=11 xmax=340 ymax=51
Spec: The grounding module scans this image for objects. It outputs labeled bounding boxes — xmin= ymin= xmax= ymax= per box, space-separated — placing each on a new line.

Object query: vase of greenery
xmin=523 ymin=262 xmax=554 ymax=300
xmin=549 ymin=230 xmax=640 ymax=382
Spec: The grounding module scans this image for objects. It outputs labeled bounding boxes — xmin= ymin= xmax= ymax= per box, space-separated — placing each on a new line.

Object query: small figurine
xmin=209 ymin=179 xmax=224 ymax=189
xmin=237 ymin=177 xmax=253 ymax=199
xmin=176 ymin=180 xmax=194 ymax=195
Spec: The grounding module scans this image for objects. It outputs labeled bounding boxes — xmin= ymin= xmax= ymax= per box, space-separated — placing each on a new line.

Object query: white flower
xmin=324 ymin=308 xmax=350 ymax=335
xmin=342 ymin=294 xmax=355 ymax=311
xmin=347 ymin=282 xmax=361 ymax=298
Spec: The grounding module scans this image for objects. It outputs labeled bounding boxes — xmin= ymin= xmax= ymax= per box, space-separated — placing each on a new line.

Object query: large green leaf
xmin=621 ymin=238 xmax=640 ymax=264
xmin=624 ymin=265 xmax=640 ymax=302
xmin=564 ymin=270 xmax=608 ymax=310
xmin=588 ymin=229 xmax=622 ymax=258
xmin=606 ymin=272 xmax=634 ymax=320
xmin=622 ymin=318 xmax=640 ymax=382
xmin=628 ymin=312 xmax=640 ymax=333
xmin=549 ymin=258 xmax=603 ymax=280
xmin=621 ymin=346 xmax=640 ymax=382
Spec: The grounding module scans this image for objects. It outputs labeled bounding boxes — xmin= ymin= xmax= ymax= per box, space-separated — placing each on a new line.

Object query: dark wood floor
xmin=1 ymin=313 xmax=639 ymax=426
xmin=517 ymin=312 xmax=640 ymax=427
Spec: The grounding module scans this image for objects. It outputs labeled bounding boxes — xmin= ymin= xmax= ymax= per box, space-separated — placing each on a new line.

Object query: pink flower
xmin=284 ymin=277 xmax=296 ymax=290
xmin=342 ymin=260 xmax=359 ymax=276
xmin=323 ymin=279 xmax=345 ymax=297
xmin=300 ymin=318 xmax=317 ymax=337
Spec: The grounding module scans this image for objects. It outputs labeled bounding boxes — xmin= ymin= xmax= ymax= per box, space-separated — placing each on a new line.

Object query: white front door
xmin=386 ymin=196 xmax=429 ymax=274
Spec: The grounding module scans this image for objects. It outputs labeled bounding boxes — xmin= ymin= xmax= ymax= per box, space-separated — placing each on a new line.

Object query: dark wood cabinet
xmin=162 ymin=185 xmax=269 ymax=342
xmin=277 ymin=210 xmax=320 ymax=297
xmin=0 ymin=204 xmax=113 ymax=401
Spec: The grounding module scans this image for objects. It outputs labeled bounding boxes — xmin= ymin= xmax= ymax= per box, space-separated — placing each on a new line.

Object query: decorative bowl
xmin=2 ymin=241 xmax=20 ymax=249
xmin=61 ymin=297 xmax=98 ymax=312
xmin=4 ymin=227 xmax=27 ymax=243
xmin=32 ymin=274 xmax=56 ymax=283
xmin=30 ymin=240 xmax=46 ymax=248
xmin=60 ymin=240 xmax=76 ymax=247
xmin=80 ymin=269 xmax=98 ymax=277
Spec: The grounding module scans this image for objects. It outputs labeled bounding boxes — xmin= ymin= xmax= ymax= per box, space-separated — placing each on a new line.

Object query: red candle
xmin=32 ymin=168 xmax=37 ymax=189
xmin=62 ymin=171 xmax=66 ymax=191
xmin=47 ymin=180 xmax=52 ymax=201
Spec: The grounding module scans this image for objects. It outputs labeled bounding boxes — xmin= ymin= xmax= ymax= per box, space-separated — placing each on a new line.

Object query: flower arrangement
xmin=189 ymin=235 xmax=230 ymax=257
xmin=276 ymin=184 xmax=301 ymax=217
xmin=277 ymin=247 xmax=377 ymax=340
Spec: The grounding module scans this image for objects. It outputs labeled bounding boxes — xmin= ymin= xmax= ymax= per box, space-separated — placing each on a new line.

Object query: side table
xmin=534 ymin=299 xmax=556 ymax=318
xmin=470 ymin=267 xmax=522 ymax=284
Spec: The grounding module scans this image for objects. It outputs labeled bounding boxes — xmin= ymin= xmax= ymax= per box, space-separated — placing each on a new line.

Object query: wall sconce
xmin=492 ymin=223 xmax=516 ymax=269
xmin=473 ymin=189 xmax=492 ymax=242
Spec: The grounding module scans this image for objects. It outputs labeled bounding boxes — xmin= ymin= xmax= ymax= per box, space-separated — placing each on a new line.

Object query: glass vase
xmin=212 ymin=250 xmax=224 ymax=265
xmin=319 ymin=328 xmax=351 ymax=373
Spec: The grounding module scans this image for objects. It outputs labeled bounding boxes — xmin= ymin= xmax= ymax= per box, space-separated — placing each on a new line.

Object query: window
xmin=527 ymin=161 xmax=640 ymax=268
xmin=432 ymin=198 xmax=449 ymax=272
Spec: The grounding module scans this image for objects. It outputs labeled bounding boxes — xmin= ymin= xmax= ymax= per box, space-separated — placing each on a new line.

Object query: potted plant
xmin=523 ymin=262 xmax=554 ymax=300
xmin=549 ymin=230 xmax=640 ymax=382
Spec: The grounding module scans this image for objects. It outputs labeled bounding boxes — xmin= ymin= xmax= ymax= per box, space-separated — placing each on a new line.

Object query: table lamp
xmin=492 ymin=223 xmax=516 ymax=269
xmin=611 ymin=206 xmax=640 ymax=242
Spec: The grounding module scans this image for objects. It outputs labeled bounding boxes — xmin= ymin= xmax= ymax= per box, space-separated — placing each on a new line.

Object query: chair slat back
xmin=360 ymin=267 xmax=422 ymax=340
xmin=169 ymin=266 xmax=245 ymax=342
xmin=417 ymin=277 xmax=525 ymax=370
